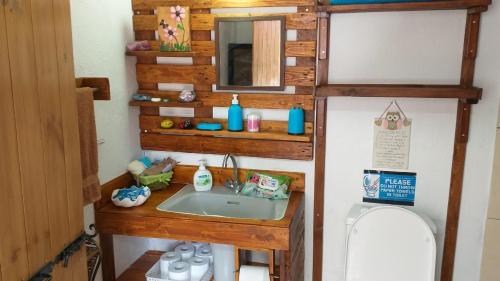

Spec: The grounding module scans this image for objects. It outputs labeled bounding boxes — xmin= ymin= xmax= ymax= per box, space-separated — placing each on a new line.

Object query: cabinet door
xmin=0 ymin=5 xmax=30 ymax=280
xmin=0 ymin=0 xmax=87 ymax=279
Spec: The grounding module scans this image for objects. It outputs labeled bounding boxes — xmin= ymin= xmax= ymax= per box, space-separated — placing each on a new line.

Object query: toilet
xmin=345 ymin=205 xmax=437 ymax=281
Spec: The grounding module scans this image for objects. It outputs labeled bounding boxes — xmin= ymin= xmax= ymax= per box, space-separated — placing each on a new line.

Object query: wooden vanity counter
xmin=95 ymin=165 xmax=305 ymax=281
xmin=96 ymin=182 xmax=304 ymax=250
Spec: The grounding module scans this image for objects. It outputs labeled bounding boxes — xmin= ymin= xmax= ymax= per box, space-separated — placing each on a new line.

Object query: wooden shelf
xmin=141 ymin=133 xmax=313 ymax=160
xmin=140 ymin=116 xmax=314 ymax=142
xmin=148 ymin=128 xmax=312 ymax=142
xmin=116 ymin=251 xmax=215 ymax=281
xmin=316 ymin=0 xmax=491 ymax=13
xmin=116 ymin=251 xmax=161 ymax=281
xmin=126 ymin=50 xmax=199 ymax=57
xmin=136 ymin=90 xmax=316 ymax=110
xmin=316 ymin=84 xmax=482 ymax=100
xmin=129 ymin=100 xmax=203 ymax=108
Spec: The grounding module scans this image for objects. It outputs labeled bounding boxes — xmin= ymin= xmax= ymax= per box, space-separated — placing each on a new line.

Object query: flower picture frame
xmin=157 ymin=6 xmax=191 ymax=52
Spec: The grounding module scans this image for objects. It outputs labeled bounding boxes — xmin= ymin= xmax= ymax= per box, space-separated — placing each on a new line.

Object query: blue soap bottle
xmin=228 ymin=94 xmax=243 ymax=132
xmin=288 ymin=105 xmax=305 ymax=135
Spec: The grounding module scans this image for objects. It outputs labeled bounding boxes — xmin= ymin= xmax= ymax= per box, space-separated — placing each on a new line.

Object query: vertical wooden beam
xmin=313 ymin=12 xmax=330 ymax=281
xmin=317 ymin=13 xmax=330 ymax=85
xmin=296 ymin=6 xmax=317 ymax=95
xmin=101 ymin=234 xmax=116 ymax=281
xmin=441 ymin=11 xmax=481 ymax=281
xmin=279 ymin=250 xmax=287 ymax=281
xmin=313 ymin=97 xmax=328 ymax=281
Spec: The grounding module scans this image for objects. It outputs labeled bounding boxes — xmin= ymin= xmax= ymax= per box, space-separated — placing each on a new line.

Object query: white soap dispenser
xmin=193 ymin=160 xmax=213 ymax=192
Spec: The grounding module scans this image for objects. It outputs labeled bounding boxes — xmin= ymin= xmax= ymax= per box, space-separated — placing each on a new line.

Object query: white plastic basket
xmin=145 ymin=260 xmax=214 ymax=281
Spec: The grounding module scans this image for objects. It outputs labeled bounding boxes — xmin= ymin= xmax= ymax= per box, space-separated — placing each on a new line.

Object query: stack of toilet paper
xmin=157 ymin=242 xmax=213 ymax=281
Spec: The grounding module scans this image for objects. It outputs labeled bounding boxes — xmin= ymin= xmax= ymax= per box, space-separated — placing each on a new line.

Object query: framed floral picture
xmin=157 ymin=6 xmax=191 ymax=52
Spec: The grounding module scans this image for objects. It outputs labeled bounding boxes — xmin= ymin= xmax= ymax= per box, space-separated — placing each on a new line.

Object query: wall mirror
xmin=215 ymin=16 xmax=286 ymax=91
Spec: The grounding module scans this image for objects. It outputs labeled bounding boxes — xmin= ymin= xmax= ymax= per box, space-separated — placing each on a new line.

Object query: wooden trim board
xmin=317 ymin=0 xmax=491 ymax=13
xmin=316 ymin=84 xmax=483 ymax=100
xmin=132 ymin=0 xmax=316 ymax=10
xmin=133 ymin=13 xmax=317 ymax=31
xmin=135 ymin=64 xmax=316 ymax=87
xmin=140 ymin=133 xmax=314 ymax=160
xmin=127 ymin=40 xmax=316 ymax=58
xmin=134 ymin=91 xmax=315 ymax=110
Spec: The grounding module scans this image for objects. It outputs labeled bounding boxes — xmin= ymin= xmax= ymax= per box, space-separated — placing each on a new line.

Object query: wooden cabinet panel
xmin=480 ymin=219 xmax=500 ymax=281
xmin=0 ymin=6 xmax=30 ymax=281
xmin=253 ymin=20 xmax=282 ymax=87
xmin=4 ymin=0 xmax=53 ymax=272
xmin=488 ymin=130 xmax=500 ymax=219
xmin=1 ymin=0 xmax=86 ymax=279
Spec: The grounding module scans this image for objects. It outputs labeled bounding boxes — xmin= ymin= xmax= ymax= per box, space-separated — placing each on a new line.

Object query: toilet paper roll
xmin=168 ymin=261 xmax=191 ymax=281
xmin=175 ymin=243 xmax=195 ymax=261
xmin=239 ymin=265 xmax=270 ymax=281
xmin=195 ymin=245 xmax=214 ymax=264
xmin=191 ymin=241 xmax=208 ymax=251
xmin=188 ymin=256 xmax=210 ymax=281
xmin=160 ymin=251 xmax=181 ymax=278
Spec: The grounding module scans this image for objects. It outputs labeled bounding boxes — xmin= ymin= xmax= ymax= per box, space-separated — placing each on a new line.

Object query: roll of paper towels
xmin=175 ymin=243 xmax=195 ymax=261
xmin=239 ymin=265 xmax=270 ymax=281
xmin=195 ymin=245 xmax=214 ymax=264
xmin=168 ymin=261 xmax=191 ymax=281
xmin=191 ymin=241 xmax=209 ymax=251
xmin=160 ymin=251 xmax=181 ymax=278
xmin=189 ymin=256 xmax=210 ymax=281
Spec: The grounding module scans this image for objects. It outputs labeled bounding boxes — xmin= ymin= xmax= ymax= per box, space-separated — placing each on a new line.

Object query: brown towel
xmin=77 ymin=87 xmax=101 ymax=205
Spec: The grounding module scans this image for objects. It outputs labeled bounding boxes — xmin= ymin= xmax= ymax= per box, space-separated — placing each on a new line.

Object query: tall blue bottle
xmin=228 ymin=94 xmax=243 ymax=132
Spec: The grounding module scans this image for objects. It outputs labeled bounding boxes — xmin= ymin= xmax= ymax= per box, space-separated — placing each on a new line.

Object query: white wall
xmin=69 ymin=2 xmax=500 ymax=281
xmin=325 ymin=7 xmax=500 ymax=281
xmin=70 ymin=0 xmax=145 ymax=278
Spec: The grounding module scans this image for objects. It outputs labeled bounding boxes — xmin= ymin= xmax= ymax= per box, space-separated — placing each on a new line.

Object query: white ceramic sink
xmin=157 ymin=185 xmax=289 ymax=220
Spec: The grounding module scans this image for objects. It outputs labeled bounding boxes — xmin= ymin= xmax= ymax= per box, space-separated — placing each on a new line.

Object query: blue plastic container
xmin=196 ymin=122 xmax=223 ymax=131
xmin=288 ymin=106 xmax=305 ymax=135
xmin=331 ymin=0 xmax=431 ymax=4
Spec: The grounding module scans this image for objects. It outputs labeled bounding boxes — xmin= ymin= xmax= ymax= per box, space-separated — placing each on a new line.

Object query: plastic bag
xmin=240 ymin=171 xmax=291 ymax=200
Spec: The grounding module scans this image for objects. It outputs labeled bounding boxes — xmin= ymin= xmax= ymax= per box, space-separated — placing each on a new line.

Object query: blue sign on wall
xmin=363 ymin=170 xmax=417 ymax=206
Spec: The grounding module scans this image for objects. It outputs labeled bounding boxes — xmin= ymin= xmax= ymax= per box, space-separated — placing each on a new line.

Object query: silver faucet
xmin=222 ymin=154 xmax=241 ymax=193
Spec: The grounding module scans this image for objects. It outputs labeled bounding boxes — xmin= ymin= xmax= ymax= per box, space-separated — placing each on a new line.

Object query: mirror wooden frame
xmin=215 ymin=16 xmax=286 ymax=91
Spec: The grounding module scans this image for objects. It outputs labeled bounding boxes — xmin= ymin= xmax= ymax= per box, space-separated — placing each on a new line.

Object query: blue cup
xmin=288 ymin=106 xmax=305 ymax=135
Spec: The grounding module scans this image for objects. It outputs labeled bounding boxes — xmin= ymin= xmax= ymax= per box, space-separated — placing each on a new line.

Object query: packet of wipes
xmin=241 ymin=171 xmax=292 ymax=200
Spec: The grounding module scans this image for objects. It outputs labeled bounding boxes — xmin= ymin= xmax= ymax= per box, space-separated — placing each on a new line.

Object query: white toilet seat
xmin=345 ymin=206 xmax=436 ymax=281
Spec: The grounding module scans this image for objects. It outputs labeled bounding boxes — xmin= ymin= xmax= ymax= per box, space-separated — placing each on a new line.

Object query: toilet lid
xmin=345 ymin=206 xmax=436 ymax=281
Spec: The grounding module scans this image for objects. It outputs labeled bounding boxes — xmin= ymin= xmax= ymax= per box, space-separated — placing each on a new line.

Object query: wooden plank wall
xmin=131 ymin=0 xmax=318 ymax=160
xmin=0 ymin=0 xmax=87 ymax=280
